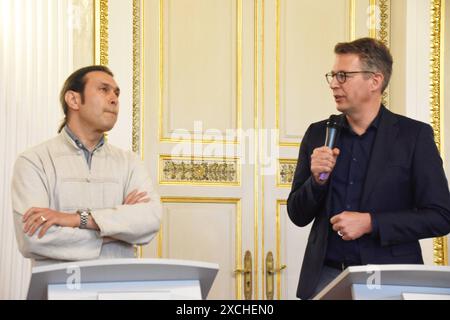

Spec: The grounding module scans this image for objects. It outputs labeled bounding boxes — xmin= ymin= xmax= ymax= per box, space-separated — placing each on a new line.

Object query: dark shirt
xmin=64 ymin=125 xmax=105 ymax=169
xmin=324 ymin=108 xmax=383 ymax=265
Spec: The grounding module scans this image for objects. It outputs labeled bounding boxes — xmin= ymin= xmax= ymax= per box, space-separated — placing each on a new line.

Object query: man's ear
xmin=371 ymin=73 xmax=384 ymax=93
xmin=65 ymin=91 xmax=81 ymax=111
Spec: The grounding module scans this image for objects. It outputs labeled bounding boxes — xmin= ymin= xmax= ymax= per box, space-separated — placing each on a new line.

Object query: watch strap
xmin=76 ymin=209 xmax=91 ymax=229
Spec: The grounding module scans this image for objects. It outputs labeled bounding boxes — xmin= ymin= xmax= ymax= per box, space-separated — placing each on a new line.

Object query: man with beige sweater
xmin=11 ymin=65 xmax=162 ymax=266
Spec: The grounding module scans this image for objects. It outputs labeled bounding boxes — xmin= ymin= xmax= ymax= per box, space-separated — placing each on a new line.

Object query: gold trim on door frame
xmin=260 ymin=0 xmax=265 ymax=301
xmin=371 ymin=0 xmax=391 ymax=106
xmin=132 ymin=0 xmax=144 ymax=156
xmin=132 ymin=0 xmax=145 ymax=259
xmin=368 ymin=0 xmax=377 ymax=38
xmin=430 ymin=0 xmax=448 ymax=266
xmin=94 ymin=0 xmax=109 ymax=66
xmin=253 ymin=0 xmax=260 ymax=299
xmin=377 ymin=0 xmax=390 ymax=46
xmin=349 ymin=0 xmax=356 ymax=40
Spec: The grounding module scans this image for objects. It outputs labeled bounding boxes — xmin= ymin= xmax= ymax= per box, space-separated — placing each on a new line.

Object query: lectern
xmin=27 ymin=258 xmax=219 ymax=300
xmin=314 ymin=264 xmax=450 ymax=300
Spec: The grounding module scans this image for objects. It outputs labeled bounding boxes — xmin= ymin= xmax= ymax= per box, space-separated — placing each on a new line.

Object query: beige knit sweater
xmin=11 ymin=130 xmax=162 ymax=265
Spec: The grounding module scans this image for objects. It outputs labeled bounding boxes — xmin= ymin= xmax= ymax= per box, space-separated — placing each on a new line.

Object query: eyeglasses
xmin=325 ymin=71 xmax=376 ymax=84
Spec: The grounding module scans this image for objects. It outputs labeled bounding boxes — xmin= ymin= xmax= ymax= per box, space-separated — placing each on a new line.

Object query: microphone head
xmin=326 ymin=114 xmax=344 ymax=129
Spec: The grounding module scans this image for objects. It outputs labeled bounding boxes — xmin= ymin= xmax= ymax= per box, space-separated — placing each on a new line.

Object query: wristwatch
xmin=76 ymin=209 xmax=91 ymax=229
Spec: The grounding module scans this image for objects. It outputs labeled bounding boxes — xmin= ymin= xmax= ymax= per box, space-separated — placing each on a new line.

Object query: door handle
xmin=266 ymin=251 xmax=286 ymax=300
xmin=234 ymin=250 xmax=252 ymax=300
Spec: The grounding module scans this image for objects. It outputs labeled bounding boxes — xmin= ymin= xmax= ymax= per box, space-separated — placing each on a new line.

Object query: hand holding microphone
xmin=311 ymin=115 xmax=343 ymax=185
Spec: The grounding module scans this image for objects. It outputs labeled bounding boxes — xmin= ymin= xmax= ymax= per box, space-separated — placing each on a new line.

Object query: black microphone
xmin=319 ymin=114 xmax=343 ymax=181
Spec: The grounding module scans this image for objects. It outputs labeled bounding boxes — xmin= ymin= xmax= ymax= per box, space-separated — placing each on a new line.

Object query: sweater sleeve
xmin=11 ymin=156 xmax=103 ymax=261
xmin=90 ymin=153 xmax=162 ymax=245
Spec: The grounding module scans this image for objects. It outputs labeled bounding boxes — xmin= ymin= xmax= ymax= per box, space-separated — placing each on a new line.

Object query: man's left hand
xmin=22 ymin=208 xmax=79 ymax=239
xmin=330 ymin=211 xmax=372 ymax=241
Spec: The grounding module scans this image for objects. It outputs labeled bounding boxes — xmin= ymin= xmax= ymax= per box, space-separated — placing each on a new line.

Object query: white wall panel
xmin=163 ymin=0 xmax=238 ymax=137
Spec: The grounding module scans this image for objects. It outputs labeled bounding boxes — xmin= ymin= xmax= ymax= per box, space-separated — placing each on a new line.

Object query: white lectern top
xmin=314 ymin=264 xmax=450 ymax=300
xmin=27 ymin=258 xmax=219 ymax=300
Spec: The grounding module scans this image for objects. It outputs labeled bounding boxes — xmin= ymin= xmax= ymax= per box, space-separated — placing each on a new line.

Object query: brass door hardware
xmin=265 ymin=251 xmax=286 ymax=300
xmin=234 ymin=250 xmax=252 ymax=299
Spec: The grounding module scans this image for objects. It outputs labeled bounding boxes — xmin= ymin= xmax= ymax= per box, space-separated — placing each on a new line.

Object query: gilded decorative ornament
xmin=279 ymin=163 xmax=295 ymax=185
xmin=377 ymin=0 xmax=389 ymax=47
xmin=161 ymin=158 xmax=239 ymax=184
xmin=374 ymin=0 xmax=390 ymax=106
xmin=278 ymin=159 xmax=298 ymax=187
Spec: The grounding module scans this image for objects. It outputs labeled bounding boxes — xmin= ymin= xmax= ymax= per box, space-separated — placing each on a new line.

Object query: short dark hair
xmin=334 ymin=37 xmax=393 ymax=93
xmin=58 ymin=65 xmax=114 ymax=133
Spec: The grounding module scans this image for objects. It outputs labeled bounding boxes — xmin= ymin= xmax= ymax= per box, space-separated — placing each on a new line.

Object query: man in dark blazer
xmin=287 ymin=37 xmax=450 ymax=300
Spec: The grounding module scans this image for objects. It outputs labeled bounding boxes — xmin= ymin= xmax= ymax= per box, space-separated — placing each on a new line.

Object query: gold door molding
xmin=368 ymin=0 xmax=390 ymax=45
xmin=94 ymin=0 xmax=109 ymax=66
xmin=133 ymin=0 xmax=144 ymax=155
xmin=429 ymin=0 xmax=448 ymax=266
xmin=376 ymin=0 xmax=390 ymax=46
xmin=369 ymin=0 xmax=390 ymax=106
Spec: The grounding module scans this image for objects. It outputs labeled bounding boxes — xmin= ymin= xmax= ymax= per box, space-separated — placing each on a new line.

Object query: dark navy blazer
xmin=287 ymin=106 xmax=450 ymax=300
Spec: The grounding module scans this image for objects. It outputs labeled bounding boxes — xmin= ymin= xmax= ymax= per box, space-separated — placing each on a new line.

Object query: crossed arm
xmin=22 ymin=189 xmax=150 ymax=239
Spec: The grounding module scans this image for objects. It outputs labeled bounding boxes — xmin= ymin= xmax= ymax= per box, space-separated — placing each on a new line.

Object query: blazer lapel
xmin=360 ymin=107 xmax=399 ymax=207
